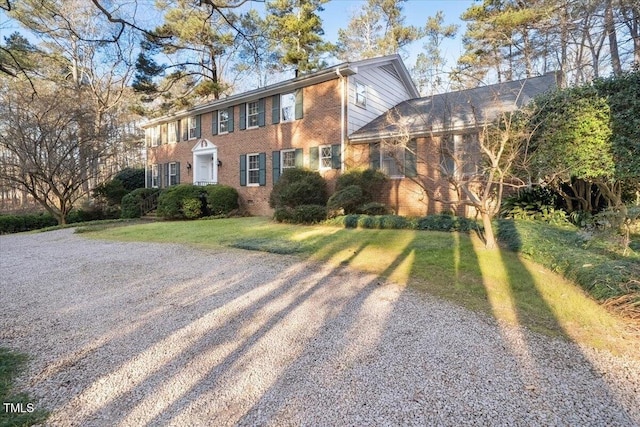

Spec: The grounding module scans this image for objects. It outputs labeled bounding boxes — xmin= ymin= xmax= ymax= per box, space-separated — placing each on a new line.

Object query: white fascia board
xmin=143 ymin=66 xmax=357 ymax=129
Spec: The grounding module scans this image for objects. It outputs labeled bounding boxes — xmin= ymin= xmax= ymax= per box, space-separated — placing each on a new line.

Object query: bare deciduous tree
xmin=370 ymin=76 xmax=552 ymax=249
xmin=0 ymin=80 xmax=110 ymax=223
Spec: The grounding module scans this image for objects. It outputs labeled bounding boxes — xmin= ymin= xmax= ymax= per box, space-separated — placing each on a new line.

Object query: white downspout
xmin=143 ymin=134 xmax=148 ymax=188
xmin=336 ymin=67 xmax=346 ymax=172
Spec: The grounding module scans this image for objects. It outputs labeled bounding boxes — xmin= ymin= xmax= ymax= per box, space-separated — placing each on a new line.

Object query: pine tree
xmin=266 ymin=0 xmax=334 ymax=75
xmin=140 ymin=0 xmax=238 ymax=101
xmin=337 ymin=0 xmax=422 ymax=61
xmin=411 ymin=11 xmax=458 ymax=95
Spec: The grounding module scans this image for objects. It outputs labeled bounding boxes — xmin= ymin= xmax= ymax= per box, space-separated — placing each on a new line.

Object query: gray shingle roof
xmin=349 ymin=72 xmax=558 ymax=142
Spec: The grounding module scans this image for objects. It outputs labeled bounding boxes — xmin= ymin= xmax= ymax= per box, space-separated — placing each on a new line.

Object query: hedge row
xmin=325 ymin=213 xmax=480 ymax=232
xmin=0 ymin=213 xmax=58 ymax=234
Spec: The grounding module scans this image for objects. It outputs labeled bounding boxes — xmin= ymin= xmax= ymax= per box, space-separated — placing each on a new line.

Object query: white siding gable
xmin=347 ymin=62 xmax=415 ymax=134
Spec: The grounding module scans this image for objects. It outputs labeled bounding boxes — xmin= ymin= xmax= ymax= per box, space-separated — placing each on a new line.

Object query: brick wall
xmin=148 ymin=79 xmax=343 ymax=216
xmin=347 ymin=137 xmax=471 ymax=217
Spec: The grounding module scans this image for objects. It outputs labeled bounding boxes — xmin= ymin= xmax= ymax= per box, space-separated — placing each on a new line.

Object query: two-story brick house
xmin=143 ymin=54 xmax=419 ymax=216
xmin=143 ymin=54 xmax=557 ymax=217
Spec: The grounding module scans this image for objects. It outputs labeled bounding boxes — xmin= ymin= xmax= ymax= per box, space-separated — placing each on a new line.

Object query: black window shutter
xmin=176 ymin=162 xmax=181 ymax=184
xmin=331 ymin=144 xmax=341 ymax=169
xmin=146 ymin=168 xmax=152 ymax=188
xmin=272 ymin=151 xmax=281 ymax=183
xmin=174 ymin=121 xmax=180 ymax=142
xmin=239 ymin=103 xmax=247 ymax=130
xmin=228 ymin=106 xmax=234 ymax=133
xmin=258 ymin=152 xmax=267 ymax=186
xmin=240 ymin=155 xmax=247 ymax=186
xmin=195 ymin=115 xmax=201 ymax=138
xmin=211 ymin=111 xmax=218 ymax=135
xmin=295 ymin=89 xmax=303 ymax=120
xmin=294 ymin=148 xmax=303 ymax=168
xmin=309 ymin=146 xmax=319 ymax=170
xmin=272 ymin=95 xmax=280 ymax=124
xmin=165 ymin=163 xmax=170 ymax=187
xmin=182 ymin=120 xmax=188 ymax=141
xmin=157 ymin=163 xmax=164 ymax=188
xmin=370 ymin=143 xmax=381 ymax=170
xmin=258 ymin=98 xmax=266 ymax=127
xmin=405 ymin=139 xmax=417 ymax=177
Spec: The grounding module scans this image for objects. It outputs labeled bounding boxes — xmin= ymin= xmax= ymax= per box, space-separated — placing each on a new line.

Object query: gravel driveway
xmin=1 ymin=229 xmax=639 ymax=426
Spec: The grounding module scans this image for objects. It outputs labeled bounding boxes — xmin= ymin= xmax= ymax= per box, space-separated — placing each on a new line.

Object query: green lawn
xmin=83 ymin=217 xmax=639 ymax=357
xmin=0 ymin=348 xmax=48 ymax=427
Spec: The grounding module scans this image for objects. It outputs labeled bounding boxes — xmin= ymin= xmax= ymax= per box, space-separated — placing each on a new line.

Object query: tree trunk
xmin=605 ymin=0 xmax=622 ymax=75
xmin=481 ymin=211 xmax=497 ymax=250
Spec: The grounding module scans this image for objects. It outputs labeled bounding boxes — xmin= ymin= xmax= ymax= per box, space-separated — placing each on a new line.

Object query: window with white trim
xmin=247 ymin=153 xmax=260 ymax=185
xmin=441 ymin=133 xmax=479 ymax=178
xmin=188 ymin=117 xmax=197 ymax=139
xmin=148 ymin=126 xmax=160 ymax=147
xmin=281 ymin=149 xmax=296 ymax=171
xmin=319 ymin=145 xmax=332 ymax=169
xmin=355 ymin=81 xmax=367 ymax=108
xmin=151 ymin=164 xmax=159 ymax=187
xmin=169 ymin=162 xmax=178 ymax=186
xmin=247 ymin=101 xmax=259 ymax=128
xmin=281 ymin=93 xmax=296 ymax=122
xmin=218 ymin=109 xmax=229 ymax=134
xmin=168 ymin=122 xmax=177 ymax=144
xmin=381 ymin=144 xmax=405 ymax=178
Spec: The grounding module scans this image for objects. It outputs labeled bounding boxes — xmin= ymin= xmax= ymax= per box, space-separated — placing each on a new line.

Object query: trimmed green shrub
xmin=121 ymin=188 xmax=161 ymax=218
xmin=269 ymin=169 xmax=328 ymax=209
xmin=204 ymin=185 xmax=239 ymax=216
xmin=327 ymin=185 xmax=363 ymax=215
xmin=93 ymin=179 xmax=128 ymax=206
xmin=358 ymin=202 xmax=389 ymax=215
xmin=0 ymin=213 xmax=57 ymax=234
xmin=380 ymin=215 xmax=410 ymax=229
xmin=182 ymin=198 xmax=202 ymax=219
xmin=93 ymin=168 xmax=145 ymax=207
xmin=357 ymin=215 xmax=378 ymax=229
xmin=292 ymin=204 xmax=327 ymax=224
xmin=417 ymin=214 xmax=478 ymax=232
xmin=274 ymin=205 xmax=327 ymax=224
xmin=113 ymin=167 xmax=145 ymax=192
xmin=344 ymin=214 xmax=360 ymax=228
xmin=336 ymin=169 xmax=388 ymax=202
xmin=157 ymin=184 xmax=206 ymax=220
xmin=274 ymin=207 xmax=294 ymax=223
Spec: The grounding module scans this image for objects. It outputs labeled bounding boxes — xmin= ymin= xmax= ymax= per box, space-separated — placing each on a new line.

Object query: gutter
xmin=143 ymin=65 xmax=357 ymax=128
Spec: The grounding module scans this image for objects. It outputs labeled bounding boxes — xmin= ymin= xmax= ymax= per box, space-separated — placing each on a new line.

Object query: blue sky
xmin=319 ymin=0 xmax=474 ymax=68
xmin=1 ymin=0 xmax=475 ymax=78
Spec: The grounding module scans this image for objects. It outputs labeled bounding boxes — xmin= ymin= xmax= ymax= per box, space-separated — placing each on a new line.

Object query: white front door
xmin=191 ymin=139 xmax=218 ymax=185
xmin=198 ymin=158 xmax=211 ymax=182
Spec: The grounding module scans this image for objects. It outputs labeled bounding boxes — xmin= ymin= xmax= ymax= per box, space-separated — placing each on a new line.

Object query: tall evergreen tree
xmin=411 ymin=11 xmax=458 ymax=95
xmin=137 ymin=0 xmax=239 ymax=101
xmin=266 ymin=0 xmax=334 ymax=75
xmin=456 ymin=0 xmax=639 ymax=87
xmin=337 ymin=0 xmax=422 ymax=61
